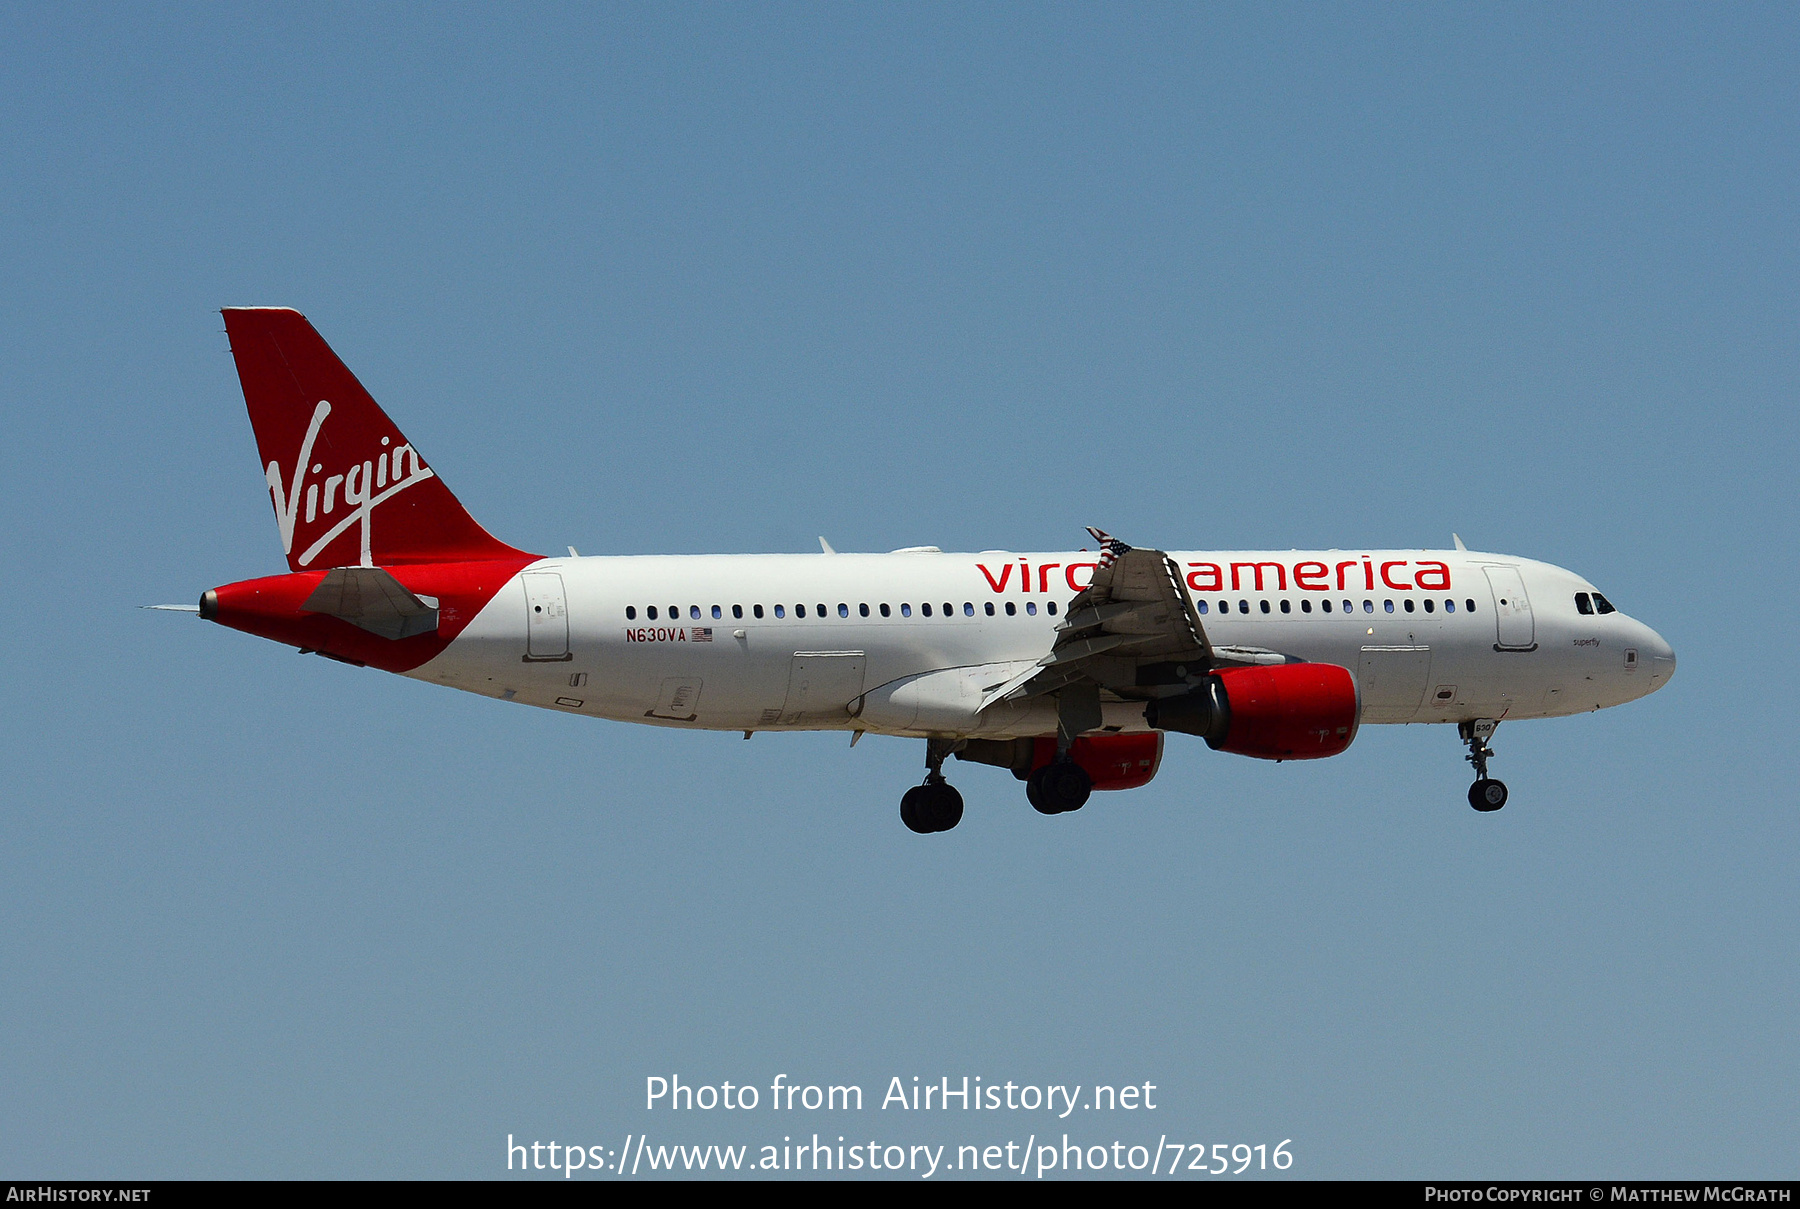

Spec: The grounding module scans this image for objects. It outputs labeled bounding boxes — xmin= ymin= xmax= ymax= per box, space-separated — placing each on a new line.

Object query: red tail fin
xmin=222 ymin=308 xmax=529 ymax=570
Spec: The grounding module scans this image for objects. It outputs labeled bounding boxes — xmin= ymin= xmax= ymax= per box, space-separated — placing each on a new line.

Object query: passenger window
xmin=859 ymin=603 xmax=870 ymax=617
xmin=795 ymin=604 xmax=807 ymax=618
xmin=1576 ymin=592 xmax=1593 ymax=615
xmin=712 ymin=605 xmax=722 ymax=619
xmin=753 ymin=604 xmax=764 ymax=619
xmin=944 ymin=603 xmax=954 ymax=617
xmin=733 ymin=605 xmax=743 ymax=619
xmin=647 ymin=606 xmax=658 ymax=620
xmin=1321 ymin=599 xmax=1332 ymax=613
xmin=921 ymin=603 xmax=932 ymax=617
xmin=879 ymin=603 xmax=891 ymax=617
xmin=963 ymin=602 xmax=974 ymax=616
xmin=1301 ymin=599 xmax=1312 ymax=613
xmin=1444 ymin=599 xmax=1455 ymax=613
xmin=984 ymin=602 xmax=995 ymax=616
xmin=773 ymin=604 xmax=785 ymax=618
xmin=817 ymin=604 xmax=827 ymax=618
xmin=1047 ymin=601 xmax=1058 ymax=615
xmin=1423 ymin=598 xmax=1434 ymax=613
xmin=1197 ymin=600 xmax=1209 ymax=614
xmin=1403 ymin=599 xmax=1415 ymax=613
xmin=1239 ymin=600 xmax=1250 ymax=614
xmin=1005 ymin=602 xmax=1017 ymax=616
xmin=1592 ymin=593 xmax=1617 ymax=614
xmin=838 ymin=603 xmax=849 ymax=618
xmin=1465 ymin=599 xmax=1477 ymax=612
xmin=1218 ymin=599 xmax=1229 ymax=613
xmin=1026 ymin=601 xmax=1038 ymax=615
xmin=1384 ymin=600 xmax=1395 ymax=613
xmin=901 ymin=603 xmax=912 ymax=617
xmin=1343 ymin=600 xmax=1353 ymax=613
xmin=1363 ymin=600 xmax=1374 ymax=613
xmin=1279 ymin=599 xmax=1291 ymax=614
xmin=626 ymin=606 xmax=637 ymax=620
xmin=1260 ymin=600 xmax=1270 ymax=614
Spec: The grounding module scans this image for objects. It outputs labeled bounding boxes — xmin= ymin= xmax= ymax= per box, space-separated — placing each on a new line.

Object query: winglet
xmin=1084 ymin=526 xmax=1132 ymax=567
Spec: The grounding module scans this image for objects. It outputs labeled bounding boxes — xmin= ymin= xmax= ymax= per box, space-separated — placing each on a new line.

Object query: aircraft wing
xmin=980 ymin=528 xmax=1219 ymax=710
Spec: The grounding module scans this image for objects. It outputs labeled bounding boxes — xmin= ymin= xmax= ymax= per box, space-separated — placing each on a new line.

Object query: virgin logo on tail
xmin=265 ymin=399 xmax=437 ymax=567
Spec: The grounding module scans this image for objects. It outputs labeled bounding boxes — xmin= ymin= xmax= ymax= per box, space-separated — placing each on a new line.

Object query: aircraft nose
xmin=1640 ymin=624 xmax=1675 ymax=693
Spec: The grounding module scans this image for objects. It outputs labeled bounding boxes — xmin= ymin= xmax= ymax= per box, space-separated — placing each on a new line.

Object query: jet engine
xmin=956 ymin=731 xmax=1164 ymax=791
xmin=1144 ymin=663 xmax=1359 ymax=760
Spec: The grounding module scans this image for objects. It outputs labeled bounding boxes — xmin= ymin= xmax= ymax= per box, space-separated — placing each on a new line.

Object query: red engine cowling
xmin=1022 ymin=732 xmax=1164 ymax=790
xmin=1146 ymin=663 xmax=1360 ymax=761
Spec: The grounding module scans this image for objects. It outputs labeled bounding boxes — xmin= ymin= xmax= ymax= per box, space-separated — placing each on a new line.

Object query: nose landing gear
xmin=901 ymin=738 xmax=965 ymax=833
xmin=1461 ymin=719 xmax=1507 ymax=811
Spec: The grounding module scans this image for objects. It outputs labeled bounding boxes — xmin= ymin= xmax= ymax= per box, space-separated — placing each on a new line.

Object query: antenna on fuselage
xmin=819 ymin=536 xmax=836 ymax=554
xmin=1452 ymin=533 xmax=1467 ymax=551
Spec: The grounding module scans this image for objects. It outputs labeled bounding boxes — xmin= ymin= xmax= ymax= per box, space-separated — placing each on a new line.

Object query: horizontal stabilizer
xmin=301 ymin=566 xmax=440 ymax=641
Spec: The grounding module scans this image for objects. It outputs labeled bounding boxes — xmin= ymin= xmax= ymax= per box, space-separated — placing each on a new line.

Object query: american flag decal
xmin=692 ymin=627 xmax=713 ymax=642
xmin=1085 ymin=526 xmax=1132 ymax=570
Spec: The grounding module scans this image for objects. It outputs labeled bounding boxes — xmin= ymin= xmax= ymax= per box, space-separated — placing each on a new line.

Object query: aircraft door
xmin=522 ymin=572 xmax=571 ymax=661
xmin=781 ymin=653 xmax=866 ymax=725
xmin=1483 ymin=566 xmax=1537 ymax=651
xmin=1358 ymin=645 xmax=1433 ymax=722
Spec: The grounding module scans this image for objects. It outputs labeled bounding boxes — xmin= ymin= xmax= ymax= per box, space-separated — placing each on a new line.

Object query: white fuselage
xmin=408 ymin=548 xmax=1674 ymax=739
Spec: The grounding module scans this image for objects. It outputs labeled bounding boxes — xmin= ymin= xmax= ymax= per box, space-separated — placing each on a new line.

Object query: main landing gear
xmin=1028 ymin=683 xmax=1096 ymax=816
xmin=1461 ymin=719 xmax=1508 ymax=812
xmin=901 ymin=739 xmax=965 ymax=834
xmin=1026 ymin=760 xmax=1092 ymax=815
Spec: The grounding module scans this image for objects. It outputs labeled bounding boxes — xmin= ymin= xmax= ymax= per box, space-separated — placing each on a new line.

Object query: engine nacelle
xmin=1145 ymin=663 xmax=1359 ymax=761
xmin=957 ymin=732 xmax=1164 ymax=791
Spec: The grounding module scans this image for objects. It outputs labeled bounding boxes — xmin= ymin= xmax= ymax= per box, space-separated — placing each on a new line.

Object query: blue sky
xmin=1 ymin=4 xmax=1794 ymax=1178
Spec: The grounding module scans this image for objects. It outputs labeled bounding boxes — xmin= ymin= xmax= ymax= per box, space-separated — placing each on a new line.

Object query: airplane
xmin=166 ymin=308 xmax=1677 ymax=833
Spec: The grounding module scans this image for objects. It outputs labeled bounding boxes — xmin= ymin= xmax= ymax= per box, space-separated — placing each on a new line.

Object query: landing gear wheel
xmin=900 ymin=786 xmax=933 ymax=833
xmin=922 ymin=782 xmax=964 ymax=831
xmin=1459 ymin=720 xmax=1504 ymax=813
xmin=1028 ymin=761 xmax=1092 ymax=815
xmin=1049 ymin=762 xmax=1093 ymax=813
xmin=1469 ymin=778 xmax=1508 ymax=812
xmin=901 ymin=781 xmax=964 ymax=833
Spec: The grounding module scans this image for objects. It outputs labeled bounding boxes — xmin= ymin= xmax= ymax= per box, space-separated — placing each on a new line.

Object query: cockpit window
xmin=1575 ymin=592 xmax=1594 ymax=615
xmin=1591 ymin=592 xmax=1617 ymax=614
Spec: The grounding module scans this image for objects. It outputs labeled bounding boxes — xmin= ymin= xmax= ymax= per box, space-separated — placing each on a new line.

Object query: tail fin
xmin=222 ymin=307 xmax=529 ymax=570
